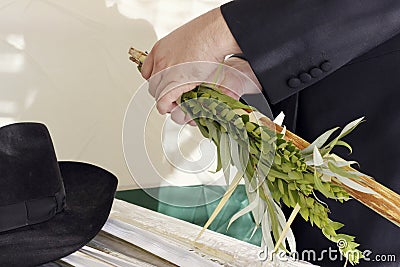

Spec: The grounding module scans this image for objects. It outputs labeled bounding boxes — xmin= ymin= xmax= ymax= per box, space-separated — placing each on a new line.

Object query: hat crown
xmin=0 ymin=123 xmax=64 ymax=206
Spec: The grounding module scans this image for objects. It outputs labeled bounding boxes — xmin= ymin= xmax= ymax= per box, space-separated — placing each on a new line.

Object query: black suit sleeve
xmin=220 ymin=0 xmax=400 ymax=104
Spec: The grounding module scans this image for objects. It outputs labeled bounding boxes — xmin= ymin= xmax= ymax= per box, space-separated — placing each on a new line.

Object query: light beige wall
xmin=0 ymin=0 xmax=227 ymax=190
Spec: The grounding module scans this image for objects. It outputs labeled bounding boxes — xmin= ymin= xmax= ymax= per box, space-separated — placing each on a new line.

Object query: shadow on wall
xmin=0 ymin=0 xmax=156 ymax=189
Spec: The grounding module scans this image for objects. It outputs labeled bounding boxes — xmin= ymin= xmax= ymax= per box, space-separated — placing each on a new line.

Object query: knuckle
xmin=154 ymin=56 xmax=167 ymax=73
xmin=156 ymin=101 xmax=168 ymax=115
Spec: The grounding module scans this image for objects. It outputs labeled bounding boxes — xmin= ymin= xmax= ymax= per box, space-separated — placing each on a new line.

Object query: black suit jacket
xmin=221 ymin=1 xmax=400 ymax=266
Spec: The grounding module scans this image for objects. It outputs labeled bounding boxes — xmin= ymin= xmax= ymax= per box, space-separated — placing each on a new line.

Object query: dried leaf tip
xmin=128 ymin=47 xmax=147 ymax=67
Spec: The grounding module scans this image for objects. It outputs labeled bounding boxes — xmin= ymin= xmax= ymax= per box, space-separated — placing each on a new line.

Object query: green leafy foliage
xmin=180 ymin=85 xmax=369 ymax=265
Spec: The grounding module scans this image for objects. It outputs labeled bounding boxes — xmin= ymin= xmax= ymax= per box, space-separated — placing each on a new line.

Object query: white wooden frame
xmin=63 ymin=199 xmax=315 ymax=267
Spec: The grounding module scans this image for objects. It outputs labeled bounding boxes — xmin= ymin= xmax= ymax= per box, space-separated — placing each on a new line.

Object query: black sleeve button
xmin=287 ymin=77 xmax=301 ymax=88
xmin=299 ymin=73 xmax=312 ymax=83
xmin=310 ymin=67 xmax=323 ymax=78
xmin=320 ymin=61 xmax=332 ymax=72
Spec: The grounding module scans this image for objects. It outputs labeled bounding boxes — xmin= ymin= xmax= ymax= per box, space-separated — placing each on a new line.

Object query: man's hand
xmin=141 ymin=7 xmax=241 ymax=124
xmin=156 ymin=56 xmax=263 ymax=126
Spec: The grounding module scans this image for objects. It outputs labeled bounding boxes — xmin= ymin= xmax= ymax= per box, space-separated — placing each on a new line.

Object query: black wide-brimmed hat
xmin=0 ymin=123 xmax=118 ymax=266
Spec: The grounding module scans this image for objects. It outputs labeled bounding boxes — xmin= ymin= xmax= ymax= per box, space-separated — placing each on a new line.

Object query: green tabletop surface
xmin=115 ymin=185 xmax=262 ymax=246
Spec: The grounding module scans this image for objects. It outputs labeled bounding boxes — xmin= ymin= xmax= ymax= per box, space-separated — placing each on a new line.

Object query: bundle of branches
xmin=128 ymin=47 xmax=400 ymax=265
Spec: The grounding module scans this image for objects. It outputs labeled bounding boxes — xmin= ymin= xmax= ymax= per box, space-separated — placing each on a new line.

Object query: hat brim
xmin=0 ymin=161 xmax=118 ymax=267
